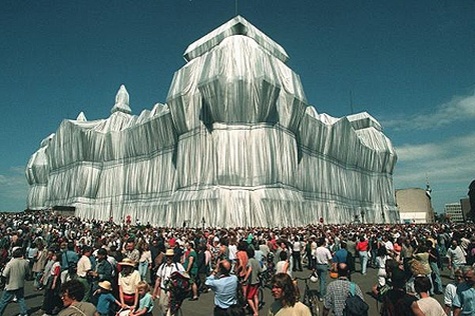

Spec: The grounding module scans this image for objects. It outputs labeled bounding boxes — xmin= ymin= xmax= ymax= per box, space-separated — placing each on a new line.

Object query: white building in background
xmin=25 ymin=16 xmax=399 ymax=227
xmin=396 ymin=188 xmax=434 ymax=224
xmin=445 ymin=202 xmax=464 ymax=223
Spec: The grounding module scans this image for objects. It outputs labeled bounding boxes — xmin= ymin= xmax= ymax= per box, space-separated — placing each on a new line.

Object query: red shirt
xmin=356 ymin=240 xmax=369 ymax=252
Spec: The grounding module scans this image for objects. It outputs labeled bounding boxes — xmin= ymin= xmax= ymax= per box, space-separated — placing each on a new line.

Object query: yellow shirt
xmin=119 ymin=270 xmax=141 ymax=294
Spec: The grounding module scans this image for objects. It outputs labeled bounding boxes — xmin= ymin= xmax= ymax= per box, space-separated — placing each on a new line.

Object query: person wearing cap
xmin=94 ymin=280 xmax=123 ymax=316
xmin=0 ymin=247 xmax=30 ymax=316
xmin=89 ymin=248 xmax=114 ymax=304
xmin=118 ymin=258 xmax=141 ymax=310
xmin=153 ymin=249 xmax=185 ymax=315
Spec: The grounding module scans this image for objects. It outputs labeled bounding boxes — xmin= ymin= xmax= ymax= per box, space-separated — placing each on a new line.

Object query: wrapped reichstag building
xmin=26 ymin=16 xmax=399 ymax=227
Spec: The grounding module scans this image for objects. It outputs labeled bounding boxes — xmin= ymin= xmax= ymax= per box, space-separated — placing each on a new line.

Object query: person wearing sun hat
xmin=153 ymin=249 xmax=185 ymax=315
xmin=95 ymin=280 xmax=123 ymax=316
xmin=118 ymin=258 xmax=141 ymax=310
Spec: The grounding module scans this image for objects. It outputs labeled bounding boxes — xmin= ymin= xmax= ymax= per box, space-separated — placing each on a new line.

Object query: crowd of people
xmin=0 ymin=210 xmax=474 ymax=316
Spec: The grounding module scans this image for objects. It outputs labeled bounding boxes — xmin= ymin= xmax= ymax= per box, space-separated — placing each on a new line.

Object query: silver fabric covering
xmin=25 ymin=16 xmax=399 ymax=226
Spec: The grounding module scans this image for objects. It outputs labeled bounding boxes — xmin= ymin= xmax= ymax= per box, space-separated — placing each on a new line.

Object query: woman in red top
xmin=356 ymin=235 xmax=369 ymax=275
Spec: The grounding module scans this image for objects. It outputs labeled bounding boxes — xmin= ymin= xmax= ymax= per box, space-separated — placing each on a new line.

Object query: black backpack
xmin=343 ymin=282 xmax=369 ymax=316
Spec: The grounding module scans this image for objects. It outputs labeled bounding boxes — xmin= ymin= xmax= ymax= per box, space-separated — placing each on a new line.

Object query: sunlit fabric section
xmin=25 ymin=16 xmax=398 ymax=226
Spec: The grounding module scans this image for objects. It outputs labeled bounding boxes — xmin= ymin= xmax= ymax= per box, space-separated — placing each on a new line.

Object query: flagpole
xmin=235 ymin=0 xmax=238 ymax=15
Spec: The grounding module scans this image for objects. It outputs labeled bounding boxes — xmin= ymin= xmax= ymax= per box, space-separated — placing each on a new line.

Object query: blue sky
xmin=1 ymin=1 xmax=474 ymax=214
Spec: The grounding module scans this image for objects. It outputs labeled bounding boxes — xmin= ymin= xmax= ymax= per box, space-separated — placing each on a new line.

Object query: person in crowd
xmin=452 ymin=266 xmax=475 ymax=316
xmin=0 ymin=247 xmax=30 ymax=316
xmin=322 ymin=263 xmax=365 ymax=316
xmin=427 ymin=240 xmax=444 ymax=295
xmin=77 ymin=246 xmax=93 ymax=302
xmin=109 ymin=245 xmax=124 ymax=266
xmin=275 ymin=250 xmax=291 ymax=277
xmin=196 ymin=244 xmax=209 ymax=294
xmin=447 ymin=239 xmax=467 ymax=280
xmin=94 ymin=280 xmax=123 ymax=316
xmin=305 ymin=236 xmax=314 ymax=270
xmin=228 ymin=237 xmax=238 ymax=270
xmin=393 ymin=237 xmax=403 ymax=263
xmin=152 ymin=249 xmax=185 ymax=316
xmin=150 ymin=239 xmax=165 ymax=287
xmin=123 ymin=239 xmax=140 ymax=263
xmin=39 ymin=249 xmax=55 ymax=291
xmin=43 ymin=251 xmax=63 ymax=316
xmin=235 ymin=241 xmax=249 ymax=298
xmin=137 ymin=243 xmax=152 ymax=282
xmin=58 ymin=279 xmax=96 ymax=316
xmin=129 ymin=281 xmax=154 ymax=316
xmin=243 ymin=247 xmax=262 ymax=316
xmin=413 ymin=275 xmax=446 ymax=316
xmin=118 ymin=258 xmax=141 ymax=310
xmin=401 ymin=237 xmax=416 ymax=277
xmin=183 ymin=241 xmax=199 ymax=301
xmin=375 ymin=246 xmax=389 ymax=290
xmin=345 ymin=234 xmax=357 ymax=273
xmin=89 ymin=247 xmax=114 ymax=304
xmin=369 ymin=233 xmax=380 ymax=268
xmin=218 ymin=238 xmax=229 ymax=261
xmin=466 ymin=236 xmax=475 ymax=266
xmin=26 ymin=242 xmax=38 ymax=280
xmin=315 ymin=237 xmax=332 ymax=301
xmin=356 ymin=235 xmax=369 ymax=275
xmin=413 ymin=244 xmax=434 ymax=295
xmin=61 ymin=242 xmax=79 ymax=284
xmin=268 ymin=272 xmax=311 ymax=316
xmin=379 ymin=269 xmax=423 ymax=316
xmin=444 ymin=268 xmax=464 ymax=316
xmin=291 ymin=236 xmax=303 ymax=272
xmin=205 ymin=259 xmax=240 ymax=316
xmin=32 ymin=242 xmax=48 ymax=289
xmin=382 ymin=234 xmax=395 ymax=258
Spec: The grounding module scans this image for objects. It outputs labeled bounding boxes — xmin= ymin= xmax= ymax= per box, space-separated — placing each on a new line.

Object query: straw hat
xmin=165 ymin=249 xmax=174 ymax=257
xmin=119 ymin=258 xmax=136 ymax=267
xmin=98 ymin=281 xmax=112 ymax=291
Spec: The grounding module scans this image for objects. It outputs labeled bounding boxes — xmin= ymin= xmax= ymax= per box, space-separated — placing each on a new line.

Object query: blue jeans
xmin=0 ymin=287 xmax=28 ymax=315
xmin=359 ymin=251 xmax=368 ymax=275
xmin=429 ymin=262 xmax=443 ymax=293
xmin=138 ymin=261 xmax=149 ymax=281
xmin=316 ymin=264 xmax=329 ymax=298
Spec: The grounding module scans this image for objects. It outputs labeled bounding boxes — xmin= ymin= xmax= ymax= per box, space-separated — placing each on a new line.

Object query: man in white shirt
xmin=153 ymin=249 xmax=185 ymax=315
xmin=77 ymin=246 xmax=92 ymax=302
xmin=447 ymin=240 xmax=467 ymax=279
xmin=315 ymin=238 xmax=332 ymax=300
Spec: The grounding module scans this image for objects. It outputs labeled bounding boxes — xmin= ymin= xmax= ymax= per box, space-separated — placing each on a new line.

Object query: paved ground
xmin=6 ymin=263 xmax=451 ymax=316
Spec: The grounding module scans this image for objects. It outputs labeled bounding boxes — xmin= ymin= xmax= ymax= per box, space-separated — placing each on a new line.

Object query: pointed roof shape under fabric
xmin=76 ymin=112 xmax=87 ymax=122
xmin=183 ymin=15 xmax=289 ymax=63
xmin=111 ymin=85 xmax=132 ymax=114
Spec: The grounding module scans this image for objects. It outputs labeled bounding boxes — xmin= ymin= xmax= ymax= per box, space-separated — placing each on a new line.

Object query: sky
xmin=1 ymin=1 xmax=474 ymax=214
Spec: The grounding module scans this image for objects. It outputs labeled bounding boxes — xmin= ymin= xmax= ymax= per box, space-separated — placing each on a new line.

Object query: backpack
xmin=168 ymin=270 xmax=191 ymax=315
xmin=343 ymin=282 xmax=369 ymax=316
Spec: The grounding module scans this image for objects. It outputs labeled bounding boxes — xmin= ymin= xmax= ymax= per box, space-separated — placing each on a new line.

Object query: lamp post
xmin=201 ymin=217 xmax=206 ymax=230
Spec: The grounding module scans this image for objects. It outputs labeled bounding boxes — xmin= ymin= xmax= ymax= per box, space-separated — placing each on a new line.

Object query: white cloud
xmin=383 ymin=90 xmax=475 ymax=131
xmin=393 ymin=132 xmax=475 ymax=212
